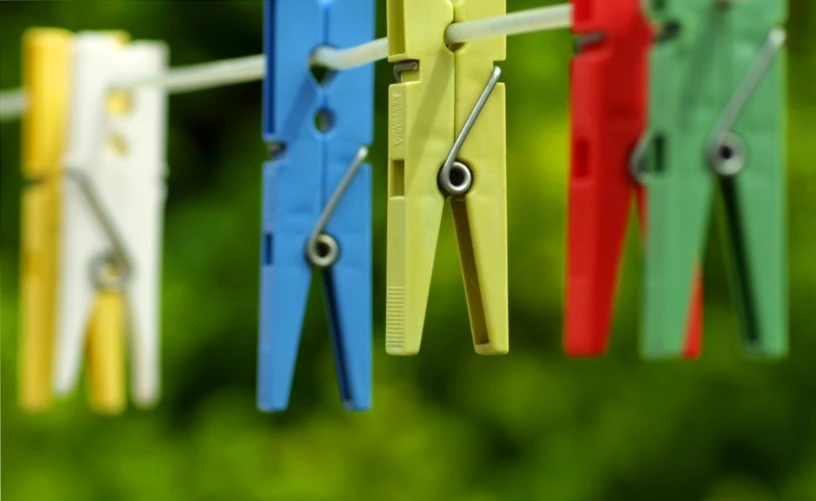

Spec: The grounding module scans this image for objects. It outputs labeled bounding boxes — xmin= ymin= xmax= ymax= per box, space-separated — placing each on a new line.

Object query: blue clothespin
xmin=259 ymin=0 xmax=375 ymax=411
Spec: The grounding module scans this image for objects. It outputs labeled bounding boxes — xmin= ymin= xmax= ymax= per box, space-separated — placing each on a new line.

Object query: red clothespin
xmin=565 ymin=0 xmax=702 ymax=358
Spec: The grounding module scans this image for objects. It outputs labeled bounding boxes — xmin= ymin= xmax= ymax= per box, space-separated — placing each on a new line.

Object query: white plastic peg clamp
xmin=54 ymin=32 xmax=168 ymax=407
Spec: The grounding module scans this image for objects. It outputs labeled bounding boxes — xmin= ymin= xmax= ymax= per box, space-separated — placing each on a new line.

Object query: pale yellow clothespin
xmin=386 ymin=0 xmax=508 ymax=355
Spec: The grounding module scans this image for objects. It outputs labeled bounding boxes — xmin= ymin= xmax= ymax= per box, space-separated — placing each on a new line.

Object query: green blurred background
xmin=1 ymin=1 xmax=814 ymax=500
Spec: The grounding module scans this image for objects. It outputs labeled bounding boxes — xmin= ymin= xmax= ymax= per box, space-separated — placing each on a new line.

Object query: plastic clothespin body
xmin=386 ymin=0 xmax=508 ymax=356
xmin=565 ymin=0 xmax=703 ymax=357
xmin=19 ymin=28 xmax=73 ymax=412
xmin=259 ymin=0 xmax=374 ymax=411
xmin=55 ymin=32 xmax=168 ymax=412
xmin=642 ymin=0 xmax=788 ymax=357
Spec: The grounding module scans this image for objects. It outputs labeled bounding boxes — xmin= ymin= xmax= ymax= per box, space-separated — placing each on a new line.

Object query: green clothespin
xmin=633 ymin=0 xmax=788 ymax=358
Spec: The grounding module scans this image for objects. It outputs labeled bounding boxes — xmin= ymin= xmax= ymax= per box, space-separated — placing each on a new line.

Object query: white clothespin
xmin=54 ymin=32 xmax=168 ymax=410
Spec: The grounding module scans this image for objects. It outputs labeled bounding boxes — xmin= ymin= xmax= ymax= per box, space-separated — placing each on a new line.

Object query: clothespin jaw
xmin=640 ymin=0 xmax=788 ymax=357
xmin=451 ymin=0 xmax=508 ymax=355
xmin=386 ymin=0 xmax=508 ymax=356
xmin=565 ymin=0 xmax=703 ymax=358
xmin=19 ymin=28 xmax=72 ymax=413
xmin=85 ymin=292 xmax=127 ymax=413
xmin=54 ymin=32 xmax=168 ymax=411
xmin=259 ymin=0 xmax=374 ymax=412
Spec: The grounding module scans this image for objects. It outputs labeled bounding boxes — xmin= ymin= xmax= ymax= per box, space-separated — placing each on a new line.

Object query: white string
xmin=0 ymin=4 xmax=572 ymax=119
xmin=310 ymin=4 xmax=572 ymax=70
xmin=0 ymin=88 xmax=27 ymax=122
xmin=310 ymin=38 xmax=388 ymax=71
xmin=446 ymin=4 xmax=572 ymax=44
xmin=113 ymin=54 xmax=265 ymax=93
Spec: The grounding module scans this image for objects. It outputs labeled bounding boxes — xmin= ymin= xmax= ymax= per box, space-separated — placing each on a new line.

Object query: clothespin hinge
xmin=391 ymin=62 xmax=502 ymax=198
xmin=305 ymin=145 xmax=369 ymax=268
xmin=707 ymin=28 xmax=787 ymax=177
xmin=628 ymin=29 xmax=786 ymax=182
xmin=65 ymin=168 xmax=133 ymax=292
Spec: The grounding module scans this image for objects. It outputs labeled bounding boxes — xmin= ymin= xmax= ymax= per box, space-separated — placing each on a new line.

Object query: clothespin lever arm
xmin=65 ymin=168 xmax=133 ymax=292
xmin=392 ymin=62 xmax=503 ymax=198
xmin=438 ymin=66 xmax=502 ymax=197
xmin=630 ymin=28 xmax=787 ymax=181
xmin=306 ymin=146 xmax=369 ymax=269
xmin=707 ymin=28 xmax=787 ymax=177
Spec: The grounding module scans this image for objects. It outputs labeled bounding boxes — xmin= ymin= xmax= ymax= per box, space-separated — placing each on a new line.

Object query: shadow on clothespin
xmin=564 ymin=0 xmax=703 ymax=359
xmin=634 ymin=0 xmax=788 ymax=358
xmin=385 ymin=0 xmax=509 ymax=357
xmin=258 ymin=0 xmax=375 ymax=412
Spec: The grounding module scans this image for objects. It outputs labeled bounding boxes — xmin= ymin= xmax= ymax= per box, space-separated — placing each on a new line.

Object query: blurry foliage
xmin=1 ymin=1 xmax=814 ymax=500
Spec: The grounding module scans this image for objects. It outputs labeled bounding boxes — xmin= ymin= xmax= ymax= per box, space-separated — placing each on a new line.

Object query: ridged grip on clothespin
xmin=386 ymin=0 xmax=455 ymax=356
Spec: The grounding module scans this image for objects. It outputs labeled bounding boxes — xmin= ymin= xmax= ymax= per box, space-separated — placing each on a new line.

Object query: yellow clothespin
xmin=19 ymin=28 xmax=74 ymax=412
xmin=386 ymin=0 xmax=508 ymax=355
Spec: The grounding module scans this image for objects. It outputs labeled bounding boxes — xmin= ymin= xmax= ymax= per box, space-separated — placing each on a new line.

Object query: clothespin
xmin=385 ymin=0 xmax=508 ymax=356
xmin=565 ymin=0 xmax=703 ymax=357
xmin=636 ymin=0 xmax=788 ymax=357
xmin=53 ymin=32 xmax=168 ymax=412
xmin=259 ymin=0 xmax=375 ymax=411
xmin=19 ymin=28 xmax=73 ymax=412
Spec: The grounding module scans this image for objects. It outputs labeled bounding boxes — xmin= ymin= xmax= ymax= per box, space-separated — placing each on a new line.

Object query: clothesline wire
xmin=0 ymin=89 xmax=26 ymax=121
xmin=0 ymin=4 xmax=572 ymax=122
